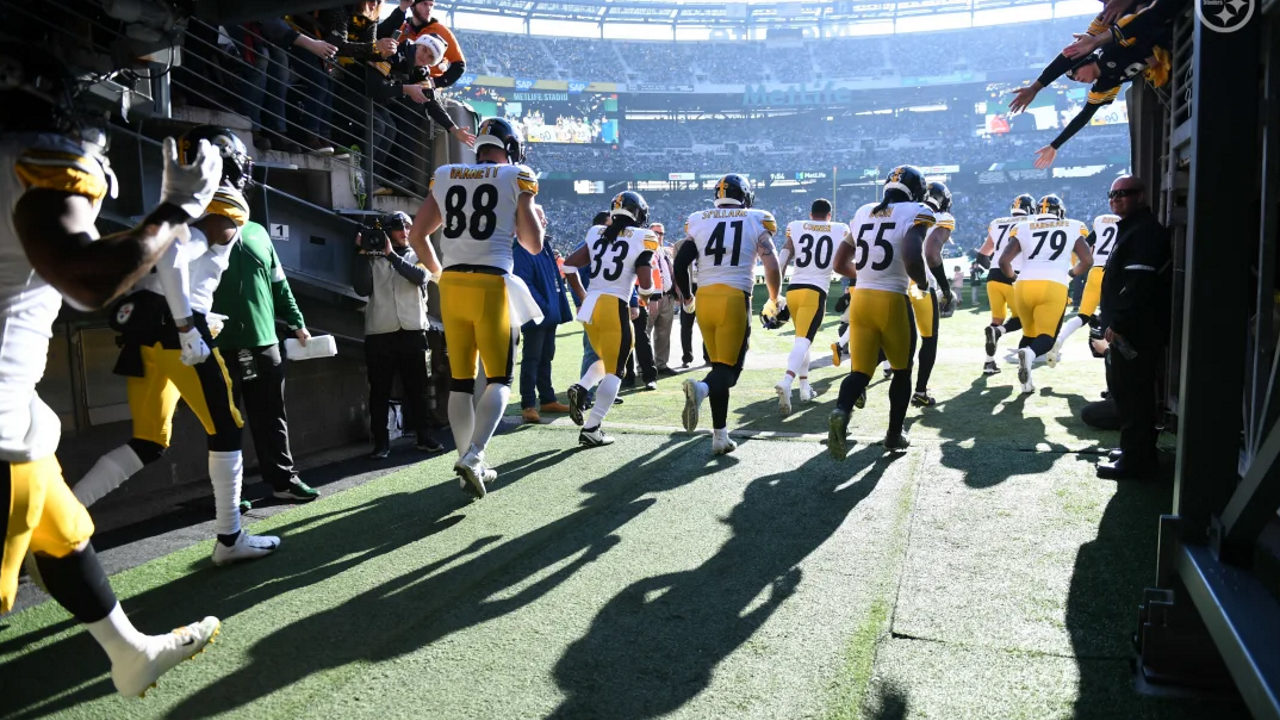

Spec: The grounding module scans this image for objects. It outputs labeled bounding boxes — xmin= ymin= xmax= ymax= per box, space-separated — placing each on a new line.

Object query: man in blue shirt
xmin=512 ymin=231 xmax=573 ymax=423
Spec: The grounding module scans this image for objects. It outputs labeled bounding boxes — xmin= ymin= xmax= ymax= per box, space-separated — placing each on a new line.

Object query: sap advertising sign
xmin=744 ymin=82 xmax=852 ymax=107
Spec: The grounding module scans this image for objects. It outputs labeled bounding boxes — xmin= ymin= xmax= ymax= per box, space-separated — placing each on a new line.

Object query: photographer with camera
xmin=352 ymin=211 xmax=444 ymax=459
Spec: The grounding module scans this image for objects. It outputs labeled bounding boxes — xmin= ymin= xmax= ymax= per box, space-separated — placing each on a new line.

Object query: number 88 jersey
xmin=786 ymin=220 xmax=850 ymax=289
xmin=429 ymin=162 xmax=539 ymax=273
xmin=845 ymin=201 xmax=935 ymax=294
xmin=1008 ymin=215 xmax=1090 ymax=284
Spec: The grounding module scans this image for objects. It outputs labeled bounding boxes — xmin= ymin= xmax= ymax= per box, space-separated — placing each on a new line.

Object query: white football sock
xmin=577 ymin=359 xmax=607 ymax=391
xmin=470 ymin=383 xmax=510 ymax=454
xmin=799 ymin=375 xmax=811 ymax=393
xmin=208 ymin=450 xmax=243 ymax=537
xmin=587 ymin=375 xmax=621 ymax=429
xmin=74 ymin=445 xmax=145 ymax=507
xmin=785 ymin=338 xmax=811 ymax=381
xmin=1057 ymin=315 xmax=1085 ymax=349
xmin=86 ymin=603 xmax=148 ymax=666
xmin=448 ymin=391 xmax=476 ymax=458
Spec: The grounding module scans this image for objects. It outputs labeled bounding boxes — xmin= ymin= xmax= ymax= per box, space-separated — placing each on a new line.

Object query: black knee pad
xmin=450 ymin=378 xmax=476 ymax=394
xmin=208 ymin=429 xmax=241 ymax=453
xmin=486 ymin=376 xmax=512 ymax=387
xmin=126 ymin=438 xmax=166 ymax=465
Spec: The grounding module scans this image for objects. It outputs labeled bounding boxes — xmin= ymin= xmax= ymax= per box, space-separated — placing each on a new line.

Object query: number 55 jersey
xmin=1008 ymin=215 xmax=1090 ymax=285
xmin=845 ymin=201 xmax=936 ymax=294
xmin=430 ymin=163 xmax=539 ymax=272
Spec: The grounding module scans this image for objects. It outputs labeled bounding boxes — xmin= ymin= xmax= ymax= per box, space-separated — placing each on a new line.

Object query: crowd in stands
xmin=457 ymin=18 xmax=1091 ymax=85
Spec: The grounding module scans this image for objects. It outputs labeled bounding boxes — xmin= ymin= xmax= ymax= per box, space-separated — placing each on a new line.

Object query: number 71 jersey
xmin=1009 ymin=215 xmax=1090 ymax=284
xmin=845 ymin=201 xmax=935 ymax=294
xmin=430 ymin=162 xmax=539 ymax=273
xmin=685 ymin=207 xmax=778 ymax=293
xmin=786 ymin=220 xmax=850 ymax=288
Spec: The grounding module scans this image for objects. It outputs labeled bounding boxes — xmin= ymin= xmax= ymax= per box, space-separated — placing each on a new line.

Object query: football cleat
xmin=855 ymin=390 xmax=867 ymax=410
xmin=1017 ymin=348 xmax=1035 ymax=394
xmin=211 ymin=531 xmax=280 ymax=566
xmin=775 ymin=383 xmax=792 ymax=416
xmin=681 ymin=379 xmax=704 ymax=433
xmin=711 ymin=429 xmax=737 ymax=455
xmin=911 ymin=391 xmax=936 ymax=407
xmin=831 ymin=342 xmax=843 ymax=367
xmin=566 ymin=384 xmax=588 ymax=426
xmin=798 ymin=384 xmax=817 ymax=403
xmin=111 ymin=616 xmax=221 ymax=698
xmin=828 ymin=409 xmax=852 ymax=460
xmin=454 ymin=448 xmax=489 ymax=499
xmin=579 ymin=426 xmax=615 ymax=448
xmin=1046 ymin=347 xmax=1062 ymax=368
xmin=984 ymin=325 xmax=999 ymax=358
xmin=883 ymin=433 xmax=911 ymax=452
xmin=982 ymin=360 xmax=1001 ymax=375
xmin=881 ymin=361 xmax=893 ymax=381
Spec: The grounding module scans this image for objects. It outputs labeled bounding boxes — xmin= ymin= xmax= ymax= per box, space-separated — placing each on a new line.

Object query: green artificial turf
xmin=0 ymin=290 xmax=1245 ymax=719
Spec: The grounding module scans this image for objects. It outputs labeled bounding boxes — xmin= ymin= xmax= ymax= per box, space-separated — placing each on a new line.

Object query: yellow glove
xmin=762 ymin=297 xmax=778 ymax=320
xmin=682 ymin=296 xmax=696 ymax=314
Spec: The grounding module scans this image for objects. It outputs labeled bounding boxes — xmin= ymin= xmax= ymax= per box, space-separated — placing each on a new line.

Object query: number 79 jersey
xmin=1008 ymin=215 xmax=1090 ymax=284
xmin=845 ymin=201 xmax=936 ymax=294
xmin=685 ymin=207 xmax=778 ymax=293
xmin=785 ymin=220 xmax=850 ymax=289
xmin=582 ymin=225 xmax=657 ymax=300
xmin=430 ymin=162 xmax=539 ymax=273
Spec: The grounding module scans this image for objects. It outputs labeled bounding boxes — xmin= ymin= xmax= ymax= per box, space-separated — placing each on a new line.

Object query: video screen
xmin=976 ymin=82 xmax=1129 ymax=136
xmin=463 ymin=87 xmax=619 ymax=145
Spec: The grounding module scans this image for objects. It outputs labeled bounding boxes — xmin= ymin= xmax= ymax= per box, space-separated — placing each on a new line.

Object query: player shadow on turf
xmin=0 ymin=474 xmax=480 ymax=719
xmin=547 ymin=446 xmax=901 ymax=720
xmin=154 ymin=434 xmax=711 ymax=717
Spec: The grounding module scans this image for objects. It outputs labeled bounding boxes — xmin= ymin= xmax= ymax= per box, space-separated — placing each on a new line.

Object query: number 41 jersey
xmin=685 ymin=207 xmax=778 ymax=294
xmin=785 ymin=220 xmax=850 ymax=289
xmin=845 ymin=201 xmax=935 ymax=294
xmin=430 ymin=162 xmax=539 ymax=273
xmin=1008 ymin=214 xmax=1090 ymax=284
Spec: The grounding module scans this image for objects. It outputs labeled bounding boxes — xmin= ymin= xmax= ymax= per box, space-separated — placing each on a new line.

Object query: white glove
xmin=160 ymin=137 xmax=222 ymax=221
xmin=682 ymin=297 xmax=696 ymax=314
xmin=776 ymin=296 xmax=787 ymax=313
xmin=178 ymin=327 xmax=211 ymax=366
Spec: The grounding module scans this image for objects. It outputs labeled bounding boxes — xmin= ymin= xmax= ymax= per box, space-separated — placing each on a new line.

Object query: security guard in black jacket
xmin=1096 ymin=176 xmax=1170 ymax=479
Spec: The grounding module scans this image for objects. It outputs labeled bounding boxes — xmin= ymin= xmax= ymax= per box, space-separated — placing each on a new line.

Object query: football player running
xmin=563 ymin=192 xmax=656 ymax=446
xmin=975 ymin=193 xmax=1034 ymax=374
xmin=76 ymin=125 xmax=281 ymax=567
xmin=999 ymin=194 xmax=1092 ymax=393
xmin=1050 ymin=210 xmax=1119 ymax=362
xmin=674 ymin=174 xmax=781 ymax=454
xmin=773 ymin=198 xmax=849 ymax=414
xmin=907 ymin=181 xmax=957 ymax=407
xmin=828 ymin=166 xmax=934 ymax=459
xmin=408 ymin=118 xmax=545 ymax=498
xmin=1 ymin=42 xmax=221 ymax=696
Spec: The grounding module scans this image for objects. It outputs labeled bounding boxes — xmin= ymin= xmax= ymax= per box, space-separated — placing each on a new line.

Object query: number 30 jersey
xmin=430 ymin=162 xmax=539 ymax=273
xmin=685 ymin=207 xmax=777 ymax=293
xmin=845 ymin=201 xmax=935 ymax=294
xmin=582 ymin=225 xmax=657 ymax=300
xmin=1091 ymin=213 xmax=1120 ymax=269
xmin=1008 ymin=214 xmax=1090 ymax=284
xmin=785 ymin=220 xmax=850 ymax=289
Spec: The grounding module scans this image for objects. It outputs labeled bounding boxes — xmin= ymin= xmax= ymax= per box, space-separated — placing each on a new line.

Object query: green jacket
xmin=211 ymin=221 xmax=306 ymax=349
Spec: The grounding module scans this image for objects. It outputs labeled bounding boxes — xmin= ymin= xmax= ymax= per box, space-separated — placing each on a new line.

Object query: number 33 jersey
xmin=582 ymin=225 xmax=657 ymax=300
xmin=684 ymin=207 xmax=778 ymax=293
xmin=785 ymin=220 xmax=850 ymax=289
xmin=430 ymin=163 xmax=539 ymax=273
xmin=1008 ymin=215 xmax=1090 ymax=284
xmin=845 ymin=201 xmax=935 ymax=294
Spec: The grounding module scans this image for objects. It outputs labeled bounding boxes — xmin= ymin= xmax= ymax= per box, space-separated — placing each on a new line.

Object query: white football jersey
xmin=1091 ymin=213 xmax=1121 ymax=269
xmin=845 ymin=201 xmax=936 ymax=294
xmin=430 ymin=162 xmax=539 ymax=273
xmin=785 ymin=220 xmax=850 ymax=289
xmin=1009 ymin=215 xmax=1090 ymax=284
xmin=133 ymin=226 xmax=235 ymax=317
xmin=582 ymin=225 xmax=656 ymax=300
xmin=0 ymin=133 xmax=113 ymax=461
xmin=987 ymin=215 xmax=1025 ymax=276
xmin=684 ymin=207 xmax=777 ymax=294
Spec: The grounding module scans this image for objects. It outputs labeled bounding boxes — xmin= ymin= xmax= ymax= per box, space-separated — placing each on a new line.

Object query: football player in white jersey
xmin=408 ymin=117 xmax=544 ymax=497
xmin=999 ymin=194 xmax=1093 ymax=393
xmin=907 ymin=181 xmax=958 ymax=407
xmin=1 ymin=42 xmax=221 ymax=696
xmin=975 ymin=193 xmax=1035 ymax=374
xmin=772 ymin=198 xmax=849 ymax=414
xmin=75 ymin=126 xmax=280 ymax=567
xmin=828 ymin=166 xmax=934 ymax=459
xmin=563 ymin=192 xmax=656 ymax=446
xmin=1050 ymin=211 xmax=1120 ymax=361
xmin=673 ymin=174 xmax=781 ymax=454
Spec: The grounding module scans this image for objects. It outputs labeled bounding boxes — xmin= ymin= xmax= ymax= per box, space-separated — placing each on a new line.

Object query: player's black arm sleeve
xmin=929 ymin=262 xmax=952 ymax=297
xmin=976 ymin=252 xmax=992 ymax=269
xmin=1050 ymin=102 xmax=1103 ymax=150
xmin=422 ymin=93 xmax=457 ymax=130
xmin=435 ymin=59 xmax=466 ymax=89
xmin=1110 ymin=0 xmax=1186 ymax=45
xmin=1036 ymin=53 xmax=1076 ymax=87
xmin=1085 ymin=230 xmax=1098 ymax=249
xmin=673 ymin=240 xmax=698 ymax=299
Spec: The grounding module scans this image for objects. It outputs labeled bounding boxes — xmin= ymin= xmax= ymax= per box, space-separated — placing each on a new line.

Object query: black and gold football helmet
xmin=179 ymin=125 xmax=254 ymax=192
xmin=713 ymin=173 xmax=753 ymax=208
xmin=884 ymin=165 xmax=928 ymax=202
xmin=475 ymin=117 xmax=525 ymax=164
xmin=1038 ymin=194 xmax=1066 ymax=219
xmin=924 ymin=181 xmax=952 ymax=213
xmin=1010 ymin=193 xmax=1036 ymax=216
xmin=609 ymin=191 xmax=649 ymax=225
